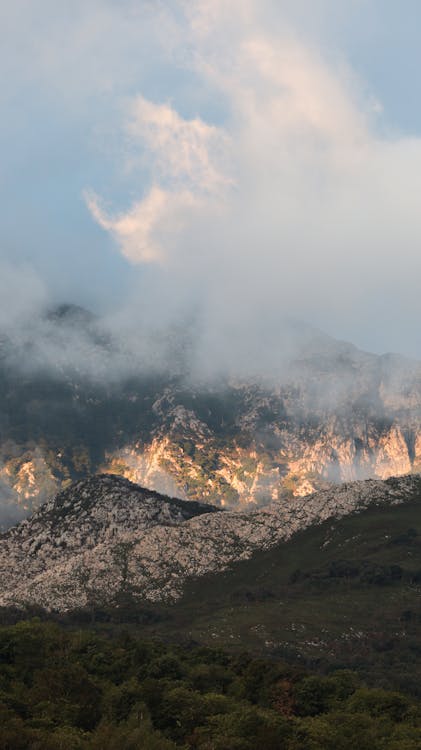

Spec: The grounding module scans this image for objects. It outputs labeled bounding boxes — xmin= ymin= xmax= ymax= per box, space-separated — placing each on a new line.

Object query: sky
xmin=2 ymin=0 xmax=421 ymax=367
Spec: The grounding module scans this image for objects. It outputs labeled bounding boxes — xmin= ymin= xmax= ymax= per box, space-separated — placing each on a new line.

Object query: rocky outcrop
xmin=2 ymin=310 xmax=421 ymax=516
xmin=1 ymin=473 xmax=420 ymax=611
xmin=98 ymin=415 xmax=421 ymax=507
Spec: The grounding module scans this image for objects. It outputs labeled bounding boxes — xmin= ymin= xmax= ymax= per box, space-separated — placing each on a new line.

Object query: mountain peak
xmin=47 ymin=473 xmax=219 ymax=517
xmin=32 ymin=473 xmax=221 ymax=534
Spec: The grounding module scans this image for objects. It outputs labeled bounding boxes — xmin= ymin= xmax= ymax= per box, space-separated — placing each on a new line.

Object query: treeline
xmin=0 ymin=620 xmax=420 ymax=749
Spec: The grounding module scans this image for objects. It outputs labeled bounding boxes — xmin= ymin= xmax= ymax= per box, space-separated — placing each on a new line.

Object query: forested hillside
xmin=0 ymin=620 xmax=420 ymax=749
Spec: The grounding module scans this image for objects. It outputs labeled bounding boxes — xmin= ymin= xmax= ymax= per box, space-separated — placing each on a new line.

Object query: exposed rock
xmin=1 ymin=473 xmax=420 ymax=611
xmin=2 ymin=309 xmax=421 ymax=515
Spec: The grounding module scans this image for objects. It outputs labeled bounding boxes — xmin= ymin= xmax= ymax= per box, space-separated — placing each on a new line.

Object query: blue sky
xmin=2 ymin=1 xmax=421 ymax=361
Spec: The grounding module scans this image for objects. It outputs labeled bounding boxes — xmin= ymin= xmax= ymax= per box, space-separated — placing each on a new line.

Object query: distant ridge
xmin=3 ymin=305 xmax=421 ymax=517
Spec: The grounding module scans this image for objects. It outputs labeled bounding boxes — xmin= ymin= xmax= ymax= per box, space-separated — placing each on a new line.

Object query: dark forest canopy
xmin=0 ymin=620 xmax=420 ymax=749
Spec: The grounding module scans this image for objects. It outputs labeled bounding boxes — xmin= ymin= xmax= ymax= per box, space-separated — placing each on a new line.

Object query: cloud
xmin=0 ymin=262 xmax=48 ymax=331
xmin=2 ymin=1 xmax=421 ymax=369
xmin=82 ymin=1 xmax=421 ymax=369
xmin=126 ymin=96 xmax=231 ymax=193
xmin=88 ymin=184 xmax=213 ymax=265
xmin=86 ymin=95 xmax=232 ymax=264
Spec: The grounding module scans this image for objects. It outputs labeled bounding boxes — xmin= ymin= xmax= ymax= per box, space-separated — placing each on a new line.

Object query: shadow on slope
xmin=137 ymin=499 xmax=421 ymax=695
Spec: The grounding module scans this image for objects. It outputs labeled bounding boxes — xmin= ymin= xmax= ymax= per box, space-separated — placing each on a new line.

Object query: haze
xmin=2 ymin=0 xmax=421 ymax=370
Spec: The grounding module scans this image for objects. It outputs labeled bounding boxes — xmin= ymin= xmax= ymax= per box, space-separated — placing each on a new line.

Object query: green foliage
xmin=0 ymin=620 xmax=420 ymax=749
xmin=347 ymin=688 xmax=411 ymax=722
xmin=139 ymin=498 xmax=421 ymax=696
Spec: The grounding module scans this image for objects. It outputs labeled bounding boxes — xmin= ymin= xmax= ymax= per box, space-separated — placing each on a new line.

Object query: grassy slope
xmin=142 ymin=499 xmax=421 ymax=694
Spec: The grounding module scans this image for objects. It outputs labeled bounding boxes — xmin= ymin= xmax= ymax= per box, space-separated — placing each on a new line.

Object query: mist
xmin=2 ymin=1 xmax=421 ymax=378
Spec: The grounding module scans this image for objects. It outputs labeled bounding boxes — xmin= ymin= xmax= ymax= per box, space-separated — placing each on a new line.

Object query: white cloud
xmin=87 ymin=95 xmax=232 ymax=264
xmin=86 ymin=186 xmax=199 ymax=264
xmin=2 ymin=0 xmax=417 ymax=365
xmin=126 ymin=96 xmax=231 ymax=193
xmin=82 ymin=1 xmax=421 ymax=365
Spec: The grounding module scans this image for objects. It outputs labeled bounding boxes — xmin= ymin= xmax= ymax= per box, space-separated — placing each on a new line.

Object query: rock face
xmin=2 ymin=306 xmax=421 ymax=518
xmin=1 ymin=473 xmax=420 ymax=611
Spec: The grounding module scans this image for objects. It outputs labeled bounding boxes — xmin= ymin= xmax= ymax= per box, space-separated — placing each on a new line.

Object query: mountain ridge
xmin=1 ymin=472 xmax=420 ymax=612
xmin=2 ymin=305 xmax=421 ymax=519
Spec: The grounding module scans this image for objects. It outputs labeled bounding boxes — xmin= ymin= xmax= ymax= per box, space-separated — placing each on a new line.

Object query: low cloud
xmin=2 ymin=1 xmax=421 ymax=377
xmin=83 ymin=0 xmax=421 ymax=371
xmin=0 ymin=262 xmax=48 ymax=332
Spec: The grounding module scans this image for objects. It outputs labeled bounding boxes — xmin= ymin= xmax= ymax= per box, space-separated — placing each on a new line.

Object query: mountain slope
xmin=150 ymin=495 xmax=421 ymax=694
xmin=2 ymin=307 xmax=421 ymax=518
xmin=1 ymin=473 xmax=420 ymax=612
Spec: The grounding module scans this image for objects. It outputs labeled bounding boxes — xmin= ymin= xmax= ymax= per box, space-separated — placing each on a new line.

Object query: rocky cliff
xmin=2 ymin=306 xmax=421 ymax=519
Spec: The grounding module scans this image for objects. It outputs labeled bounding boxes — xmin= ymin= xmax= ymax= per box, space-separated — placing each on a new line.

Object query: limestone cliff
xmin=2 ymin=310 xmax=421 ymax=517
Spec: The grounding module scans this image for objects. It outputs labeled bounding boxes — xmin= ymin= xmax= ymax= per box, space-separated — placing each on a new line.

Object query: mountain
xmin=150 ymin=487 xmax=421 ymax=695
xmin=2 ymin=305 xmax=421 ymax=520
xmin=1 ymin=473 xmax=420 ymax=612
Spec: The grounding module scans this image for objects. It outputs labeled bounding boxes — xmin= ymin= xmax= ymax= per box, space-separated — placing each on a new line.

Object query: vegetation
xmin=2 ymin=500 xmax=421 ymax=746
xmin=64 ymin=497 xmax=421 ymax=697
xmin=0 ymin=619 xmax=420 ymax=749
